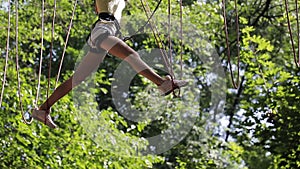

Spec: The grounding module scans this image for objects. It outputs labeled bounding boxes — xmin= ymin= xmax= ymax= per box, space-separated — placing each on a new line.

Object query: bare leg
xmin=39 ymin=36 xmax=165 ymax=111
xmin=39 ymin=51 xmax=106 ymax=110
xmin=100 ymin=36 xmax=165 ymax=85
xmin=34 ymin=35 xmax=184 ymax=128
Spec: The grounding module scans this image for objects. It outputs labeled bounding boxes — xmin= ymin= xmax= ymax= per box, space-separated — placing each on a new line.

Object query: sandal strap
xmin=169 ymin=75 xmax=180 ymax=97
xmin=158 ymin=75 xmax=187 ymax=96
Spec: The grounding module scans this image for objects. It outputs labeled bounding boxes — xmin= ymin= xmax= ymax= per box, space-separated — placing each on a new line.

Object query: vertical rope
xmin=15 ymin=0 xmax=33 ymax=124
xmin=0 ymin=0 xmax=11 ymax=108
xmin=234 ymin=0 xmax=240 ymax=87
xmin=284 ymin=0 xmax=299 ymax=67
xmin=35 ymin=0 xmax=45 ymax=106
xmin=168 ymin=0 xmax=174 ymax=78
xmin=222 ymin=0 xmax=240 ymax=89
xmin=295 ymin=0 xmax=300 ymax=65
xmin=123 ymin=0 xmax=162 ymax=42
xmin=140 ymin=0 xmax=174 ymax=77
xmin=46 ymin=0 xmax=57 ymax=111
xmin=55 ymin=0 xmax=78 ymax=89
xmin=179 ymin=0 xmax=183 ymax=80
xmin=140 ymin=0 xmax=166 ymax=55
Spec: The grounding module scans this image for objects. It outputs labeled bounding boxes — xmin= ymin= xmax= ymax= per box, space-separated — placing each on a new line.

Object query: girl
xmin=32 ymin=0 xmax=187 ymax=128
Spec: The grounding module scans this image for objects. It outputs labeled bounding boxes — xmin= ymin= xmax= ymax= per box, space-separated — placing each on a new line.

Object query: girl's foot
xmin=158 ymin=75 xmax=188 ymax=96
xmin=32 ymin=109 xmax=57 ymax=128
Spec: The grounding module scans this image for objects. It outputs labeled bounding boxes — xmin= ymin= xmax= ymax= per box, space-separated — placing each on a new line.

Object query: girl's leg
xmin=99 ymin=36 xmax=165 ymax=86
xmin=39 ymin=51 xmax=106 ymax=110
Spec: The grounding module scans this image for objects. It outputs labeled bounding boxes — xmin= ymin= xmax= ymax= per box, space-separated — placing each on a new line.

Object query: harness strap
xmin=170 ymin=75 xmax=180 ymax=98
xmin=87 ymin=12 xmax=122 ymax=42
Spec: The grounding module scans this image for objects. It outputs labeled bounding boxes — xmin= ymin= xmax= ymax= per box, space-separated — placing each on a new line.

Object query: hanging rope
xmin=0 ymin=0 xmax=11 ymax=108
xmin=222 ymin=0 xmax=240 ymax=89
xmin=35 ymin=0 xmax=45 ymax=106
xmin=142 ymin=0 xmax=185 ymax=97
xmin=46 ymin=0 xmax=57 ymax=111
xmin=55 ymin=0 xmax=78 ymax=89
xmin=123 ymin=0 xmax=163 ymax=42
xmin=15 ymin=0 xmax=33 ymax=124
xmin=167 ymin=0 xmax=182 ymax=97
xmin=296 ymin=0 xmax=300 ymax=65
xmin=179 ymin=0 xmax=183 ymax=80
xmin=284 ymin=0 xmax=300 ymax=67
xmin=140 ymin=0 xmax=174 ymax=77
xmin=234 ymin=0 xmax=241 ymax=87
xmin=167 ymin=0 xmax=174 ymax=79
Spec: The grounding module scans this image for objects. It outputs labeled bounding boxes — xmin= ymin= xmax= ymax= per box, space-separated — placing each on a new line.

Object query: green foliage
xmin=0 ymin=0 xmax=163 ymax=168
xmin=1 ymin=0 xmax=300 ymax=168
xmin=228 ymin=2 xmax=300 ymax=168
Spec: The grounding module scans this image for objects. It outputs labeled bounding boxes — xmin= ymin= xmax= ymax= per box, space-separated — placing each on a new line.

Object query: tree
xmin=1 ymin=0 xmax=300 ymax=168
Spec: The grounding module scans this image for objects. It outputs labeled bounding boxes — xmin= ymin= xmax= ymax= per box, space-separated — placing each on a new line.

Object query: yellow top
xmin=95 ymin=0 xmax=126 ymax=22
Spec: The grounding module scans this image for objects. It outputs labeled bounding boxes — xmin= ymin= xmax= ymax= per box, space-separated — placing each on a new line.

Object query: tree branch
xmin=251 ymin=0 xmax=272 ymax=26
xmin=225 ymin=75 xmax=245 ymax=142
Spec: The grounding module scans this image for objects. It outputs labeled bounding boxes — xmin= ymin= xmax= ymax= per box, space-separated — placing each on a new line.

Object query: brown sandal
xmin=32 ymin=109 xmax=57 ymax=128
xmin=158 ymin=75 xmax=188 ymax=96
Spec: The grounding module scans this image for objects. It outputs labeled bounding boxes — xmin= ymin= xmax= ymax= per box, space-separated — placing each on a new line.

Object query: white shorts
xmin=87 ymin=18 xmax=119 ymax=53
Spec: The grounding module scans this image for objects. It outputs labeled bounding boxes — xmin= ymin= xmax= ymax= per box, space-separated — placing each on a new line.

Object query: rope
xmin=123 ymin=0 xmax=163 ymax=42
xmin=284 ymin=0 xmax=299 ymax=67
xmin=296 ymin=0 xmax=300 ymax=65
xmin=142 ymin=0 xmax=184 ymax=97
xmin=179 ymin=0 xmax=183 ymax=80
xmin=35 ymin=0 xmax=45 ymax=106
xmin=55 ymin=0 xmax=78 ymax=89
xmin=140 ymin=0 xmax=174 ymax=77
xmin=234 ymin=0 xmax=240 ymax=87
xmin=167 ymin=0 xmax=183 ymax=98
xmin=222 ymin=0 xmax=240 ymax=89
xmin=46 ymin=0 xmax=57 ymax=111
xmin=167 ymin=0 xmax=174 ymax=79
xmin=15 ymin=0 xmax=33 ymax=124
xmin=0 ymin=0 xmax=11 ymax=108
